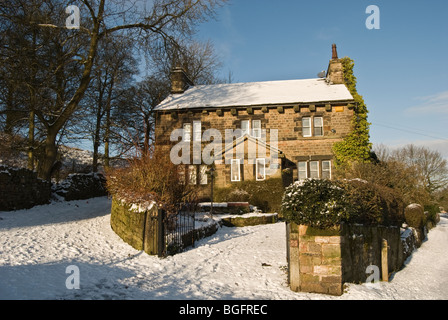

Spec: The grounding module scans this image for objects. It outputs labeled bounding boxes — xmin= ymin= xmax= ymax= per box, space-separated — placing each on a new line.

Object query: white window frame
xmin=309 ymin=161 xmax=320 ymax=179
xmin=231 ymin=159 xmax=241 ymax=182
xmin=256 ymin=158 xmax=266 ymax=181
xmin=322 ymin=160 xmax=332 ymax=180
xmin=314 ymin=117 xmax=324 ymax=137
xmin=302 ymin=117 xmax=311 ymax=137
xmin=188 ymin=165 xmax=197 ymax=185
xmin=199 ymin=165 xmax=208 ymax=185
xmin=193 ymin=120 xmax=202 ymax=142
xmin=183 ymin=123 xmax=191 ymax=142
xmin=252 ymin=120 xmax=261 ymax=138
xmin=178 ymin=165 xmax=186 ymax=185
xmin=241 ymin=120 xmax=250 ymax=137
xmin=298 ymin=161 xmax=308 ymax=181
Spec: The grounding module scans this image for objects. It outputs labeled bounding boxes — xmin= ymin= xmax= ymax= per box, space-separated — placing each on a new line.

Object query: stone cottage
xmin=154 ymin=44 xmax=355 ymax=200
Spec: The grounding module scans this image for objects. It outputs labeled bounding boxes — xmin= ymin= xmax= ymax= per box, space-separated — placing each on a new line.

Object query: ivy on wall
xmin=332 ymin=57 xmax=372 ymax=168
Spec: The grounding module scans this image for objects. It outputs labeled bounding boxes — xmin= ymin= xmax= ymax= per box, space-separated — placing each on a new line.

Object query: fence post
xmin=142 ymin=209 xmax=148 ymax=252
xmin=381 ymin=239 xmax=388 ymax=282
xmin=157 ymin=208 xmax=165 ymax=257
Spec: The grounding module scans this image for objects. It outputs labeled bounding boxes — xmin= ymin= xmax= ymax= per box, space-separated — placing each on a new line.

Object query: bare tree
xmin=1 ymin=0 xmax=227 ymax=180
xmin=390 ymin=144 xmax=448 ymax=196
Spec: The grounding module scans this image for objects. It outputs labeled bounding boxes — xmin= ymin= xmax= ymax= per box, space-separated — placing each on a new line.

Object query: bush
xmin=214 ymin=178 xmax=284 ymax=213
xmin=404 ymin=203 xmax=425 ymax=228
xmin=281 ymin=179 xmax=405 ymax=229
xmin=282 ymin=179 xmax=349 ymax=229
xmin=424 ymin=203 xmax=440 ymax=225
xmin=342 ymin=179 xmax=405 ymax=227
xmin=105 ymin=150 xmax=197 ymax=216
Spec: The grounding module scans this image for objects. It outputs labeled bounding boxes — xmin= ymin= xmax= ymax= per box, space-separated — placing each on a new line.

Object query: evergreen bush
xmin=214 ymin=178 xmax=284 ymax=213
xmin=281 ymin=179 xmax=405 ymax=229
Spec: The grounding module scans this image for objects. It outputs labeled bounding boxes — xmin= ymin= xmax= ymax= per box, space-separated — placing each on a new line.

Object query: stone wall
xmin=288 ymin=223 xmax=344 ymax=295
xmin=0 ymin=165 xmax=51 ymax=211
xmin=287 ymin=222 xmax=414 ymax=296
xmin=155 ymin=103 xmax=354 ymax=193
xmin=53 ymin=172 xmax=108 ymax=201
xmin=221 ymin=213 xmax=278 ymax=227
xmin=110 ymin=198 xmax=221 ymax=256
xmin=340 ymin=224 xmax=403 ymax=284
xmin=110 ymin=198 xmax=158 ymax=254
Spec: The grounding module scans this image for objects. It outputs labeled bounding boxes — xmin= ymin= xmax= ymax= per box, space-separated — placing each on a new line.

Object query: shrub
xmin=342 ymin=179 xmax=405 ymax=227
xmin=281 ymin=179 xmax=405 ymax=229
xmin=423 ymin=203 xmax=440 ymax=225
xmin=404 ymin=203 xmax=425 ymax=228
xmin=105 ymin=150 xmax=197 ymax=216
xmin=214 ymin=178 xmax=284 ymax=213
xmin=282 ymin=179 xmax=350 ymax=229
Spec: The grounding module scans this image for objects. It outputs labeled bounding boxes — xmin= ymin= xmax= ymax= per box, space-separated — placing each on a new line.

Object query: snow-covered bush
xmin=281 ymin=179 xmax=349 ymax=229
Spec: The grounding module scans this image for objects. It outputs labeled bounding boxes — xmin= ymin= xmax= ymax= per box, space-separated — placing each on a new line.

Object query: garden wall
xmin=287 ymin=222 xmax=417 ymax=296
xmin=110 ymin=198 xmax=160 ymax=255
xmin=0 ymin=165 xmax=51 ymax=211
xmin=110 ymin=198 xmax=221 ymax=256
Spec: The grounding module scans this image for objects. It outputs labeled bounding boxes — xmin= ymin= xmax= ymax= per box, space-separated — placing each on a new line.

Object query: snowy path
xmin=0 ymin=197 xmax=447 ymax=300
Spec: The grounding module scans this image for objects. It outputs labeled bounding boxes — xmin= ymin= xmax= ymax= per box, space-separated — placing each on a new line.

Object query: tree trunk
xmin=27 ymin=110 xmax=35 ymax=171
xmin=92 ymin=80 xmax=104 ymax=172
xmin=39 ymin=130 xmax=58 ymax=181
xmin=104 ymin=103 xmax=111 ymax=169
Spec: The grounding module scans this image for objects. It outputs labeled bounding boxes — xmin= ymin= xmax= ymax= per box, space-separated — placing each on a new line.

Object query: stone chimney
xmin=326 ymin=44 xmax=344 ymax=84
xmin=170 ymin=66 xmax=194 ymax=94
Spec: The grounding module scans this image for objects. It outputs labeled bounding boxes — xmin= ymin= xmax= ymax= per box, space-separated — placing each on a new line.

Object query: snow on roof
xmin=155 ymin=78 xmax=354 ymax=111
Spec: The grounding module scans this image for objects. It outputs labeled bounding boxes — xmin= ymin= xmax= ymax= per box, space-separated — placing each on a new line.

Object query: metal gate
xmin=156 ymin=204 xmax=196 ymax=257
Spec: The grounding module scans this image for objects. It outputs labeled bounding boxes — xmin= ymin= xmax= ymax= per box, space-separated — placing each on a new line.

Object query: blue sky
xmin=196 ymin=0 xmax=448 ymax=158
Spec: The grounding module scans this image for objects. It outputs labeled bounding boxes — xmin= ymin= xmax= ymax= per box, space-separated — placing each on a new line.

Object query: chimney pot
xmin=326 ymin=44 xmax=344 ymax=84
xmin=332 ymin=43 xmax=338 ymax=60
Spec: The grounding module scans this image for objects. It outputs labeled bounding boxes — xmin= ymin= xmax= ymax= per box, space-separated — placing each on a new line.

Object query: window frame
xmin=199 ymin=165 xmax=208 ymax=185
xmin=322 ymin=160 xmax=332 ymax=180
xmin=241 ymin=120 xmax=250 ymax=137
xmin=313 ymin=117 xmax=324 ymax=137
xmin=309 ymin=161 xmax=320 ymax=179
xmin=302 ymin=117 xmax=312 ymax=137
xmin=252 ymin=120 xmax=261 ymax=138
xmin=193 ymin=120 xmax=202 ymax=142
xmin=255 ymin=158 xmax=266 ymax=181
xmin=231 ymin=159 xmax=241 ymax=182
xmin=183 ymin=123 xmax=191 ymax=142
xmin=298 ymin=161 xmax=308 ymax=181
xmin=188 ymin=165 xmax=197 ymax=185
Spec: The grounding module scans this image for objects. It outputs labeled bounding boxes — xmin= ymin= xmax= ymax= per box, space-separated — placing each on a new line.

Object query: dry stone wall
xmin=287 ymin=221 xmax=416 ymax=296
xmin=0 ymin=166 xmax=51 ymax=211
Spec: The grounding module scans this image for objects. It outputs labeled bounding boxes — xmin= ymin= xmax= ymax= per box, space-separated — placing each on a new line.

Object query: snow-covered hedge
xmin=282 ymin=179 xmax=349 ymax=229
xmin=281 ymin=179 xmax=405 ymax=229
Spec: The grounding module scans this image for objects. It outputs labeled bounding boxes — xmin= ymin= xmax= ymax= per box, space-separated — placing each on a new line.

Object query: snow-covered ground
xmin=0 ymin=197 xmax=447 ymax=300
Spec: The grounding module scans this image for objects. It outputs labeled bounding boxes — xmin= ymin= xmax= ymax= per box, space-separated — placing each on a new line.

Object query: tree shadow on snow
xmin=0 ymin=197 xmax=112 ymax=229
xmin=0 ymin=259 xmax=149 ymax=300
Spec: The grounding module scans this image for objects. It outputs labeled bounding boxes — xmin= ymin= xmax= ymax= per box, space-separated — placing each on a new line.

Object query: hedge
xmin=281 ymin=179 xmax=405 ymax=229
xmin=214 ymin=178 xmax=284 ymax=213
